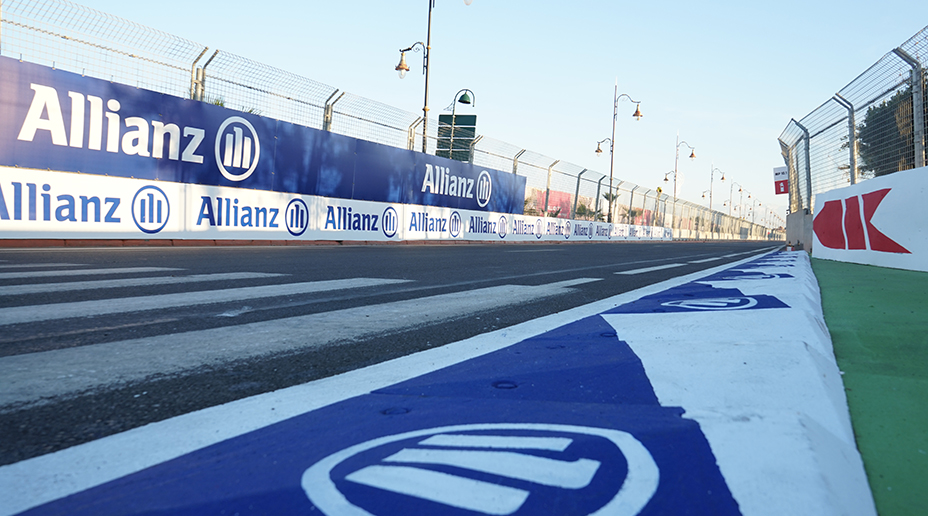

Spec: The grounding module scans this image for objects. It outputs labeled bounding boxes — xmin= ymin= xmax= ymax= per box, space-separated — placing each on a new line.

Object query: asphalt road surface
xmin=0 ymin=241 xmax=779 ymax=465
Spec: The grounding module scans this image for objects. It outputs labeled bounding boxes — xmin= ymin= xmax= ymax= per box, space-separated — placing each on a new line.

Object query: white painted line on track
xmin=0 ymin=256 xmax=772 ymax=516
xmin=615 ymin=263 xmax=685 ymax=275
xmin=0 ymin=272 xmax=287 ymax=296
xmin=0 ymin=267 xmax=181 ymax=280
xmin=0 ymin=263 xmax=84 ymax=270
xmin=688 ymin=257 xmax=723 ymax=264
xmin=0 ymin=277 xmax=410 ymax=325
xmin=0 ymin=278 xmax=600 ymax=408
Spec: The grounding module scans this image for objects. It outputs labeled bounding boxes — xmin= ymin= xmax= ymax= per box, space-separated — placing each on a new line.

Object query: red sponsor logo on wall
xmin=813 ymin=188 xmax=910 ymax=253
xmin=775 ymin=180 xmax=788 ymax=195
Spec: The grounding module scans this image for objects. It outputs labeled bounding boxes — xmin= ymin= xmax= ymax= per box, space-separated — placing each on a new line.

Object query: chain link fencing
xmin=1 ymin=0 xmax=781 ymax=240
xmin=779 ymin=25 xmax=928 ymax=215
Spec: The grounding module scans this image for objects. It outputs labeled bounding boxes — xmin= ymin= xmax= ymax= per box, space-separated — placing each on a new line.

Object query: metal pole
xmin=572 ymin=169 xmax=588 ymax=219
xmin=543 ymin=160 xmax=560 ymax=215
xmin=894 ymin=48 xmax=925 ymax=168
xmin=512 ymin=149 xmax=526 ymax=174
xmin=323 ymin=90 xmax=345 ymax=132
xmin=673 ymin=133 xmax=679 ymax=228
xmin=189 ymin=47 xmax=209 ymax=100
xmin=833 ymin=93 xmax=857 ymax=184
xmin=594 ymin=176 xmax=604 ymax=218
xmin=607 ymin=82 xmax=617 ymax=222
xmin=421 ymin=0 xmax=434 ymax=154
xmin=792 ymin=119 xmax=812 ymax=211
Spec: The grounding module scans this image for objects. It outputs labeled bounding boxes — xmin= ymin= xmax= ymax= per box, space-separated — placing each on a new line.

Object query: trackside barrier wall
xmin=812 ymin=165 xmax=928 ymax=272
xmin=0 ymin=57 xmax=674 ymax=242
xmin=0 ymin=0 xmax=780 ymax=242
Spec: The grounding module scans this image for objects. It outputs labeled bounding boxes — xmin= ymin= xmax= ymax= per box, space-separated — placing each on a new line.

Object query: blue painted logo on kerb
xmin=286 ymin=198 xmax=308 ymax=236
xmin=302 ymin=423 xmax=659 ymax=516
xmin=131 ymin=185 xmax=169 ymax=234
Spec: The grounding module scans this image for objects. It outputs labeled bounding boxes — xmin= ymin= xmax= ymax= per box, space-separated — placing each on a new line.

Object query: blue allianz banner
xmin=0 ymin=57 xmax=524 ymax=213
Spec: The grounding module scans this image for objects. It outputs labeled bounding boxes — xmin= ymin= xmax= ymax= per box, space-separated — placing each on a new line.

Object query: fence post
xmin=834 ymin=93 xmax=858 ymax=184
xmin=543 ymin=159 xmax=560 ymax=215
xmin=193 ymin=50 xmax=218 ymax=102
xmin=189 ymin=47 xmax=209 ymax=100
xmin=594 ymin=176 xmax=604 ymax=218
xmin=792 ymin=119 xmax=813 ymax=211
xmin=512 ymin=149 xmax=526 ymax=174
xmin=467 ymin=135 xmax=484 ymax=163
xmin=628 ymin=186 xmax=638 ymax=225
xmin=322 ymin=90 xmax=345 ymax=132
xmin=407 ymin=118 xmax=424 ymax=150
xmin=893 ymin=47 xmax=925 ymax=168
xmin=571 ymin=169 xmax=587 ymax=219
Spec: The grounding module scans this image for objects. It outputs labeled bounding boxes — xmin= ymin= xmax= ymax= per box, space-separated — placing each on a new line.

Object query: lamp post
xmin=667 ymin=133 xmax=695 ymax=230
xmin=709 ymin=165 xmax=723 ymax=211
xmin=595 ymin=83 xmax=641 ymax=223
xmin=395 ymin=0 xmax=473 ymax=154
xmin=444 ymin=89 xmax=475 ymax=159
xmin=728 ymin=181 xmax=743 ymax=217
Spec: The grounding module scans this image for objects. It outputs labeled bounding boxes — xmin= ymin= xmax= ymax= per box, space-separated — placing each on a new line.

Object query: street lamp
xmin=395 ymin=0 xmax=473 ymax=154
xmin=709 ymin=165 xmax=724 ymax=212
xmin=728 ymin=181 xmax=743 ymax=217
xmin=443 ymin=88 xmax=475 ymax=158
xmin=594 ymin=83 xmax=641 ymax=223
xmin=669 ymin=133 xmax=695 ymax=230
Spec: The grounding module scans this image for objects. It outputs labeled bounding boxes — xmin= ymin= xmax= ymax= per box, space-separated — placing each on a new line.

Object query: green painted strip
xmin=813 ymin=258 xmax=928 ymax=516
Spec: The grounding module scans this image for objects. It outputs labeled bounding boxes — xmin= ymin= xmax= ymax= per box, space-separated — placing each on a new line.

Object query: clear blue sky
xmin=76 ymin=0 xmax=928 ymax=224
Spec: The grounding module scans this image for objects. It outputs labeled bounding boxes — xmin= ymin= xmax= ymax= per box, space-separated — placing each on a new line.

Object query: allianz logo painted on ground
xmin=16 ymin=84 xmax=259 ymax=181
xmin=301 ymin=423 xmax=659 ymax=516
xmin=421 ymin=164 xmax=492 ymax=207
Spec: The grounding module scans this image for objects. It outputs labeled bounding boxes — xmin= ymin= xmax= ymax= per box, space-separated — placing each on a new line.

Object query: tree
xmin=856 ymin=88 xmax=916 ymax=178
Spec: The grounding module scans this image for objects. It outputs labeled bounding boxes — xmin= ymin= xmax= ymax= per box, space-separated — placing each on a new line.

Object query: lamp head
xmin=458 ymin=91 xmax=472 ymax=105
xmin=395 ymin=51 xmax=410 ymax=79
xmin=632 ymin=104 xmax=642 ymax=121
xmin=689 ymin=149 xmax=696 ymax=160
xmin=595 ymin=142 xmax=603 ymax=155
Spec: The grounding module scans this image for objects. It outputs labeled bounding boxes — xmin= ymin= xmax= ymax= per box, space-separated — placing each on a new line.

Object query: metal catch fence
xmin=779 ymin=25 xmax=928 ymax=214
xmin=1 ymin=0 xmax=781 ymax=240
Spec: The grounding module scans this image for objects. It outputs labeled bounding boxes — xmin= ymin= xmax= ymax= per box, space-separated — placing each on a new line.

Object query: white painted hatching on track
xmin=0 ymin=277 xmax=600 ymax=408
xmin=0 ymin=272 xmax=287 ymax=296
xmin=0 ymin=263 xmax=84 ymax=270
xmin=688 ymin=256 xmax=723 ymax=264
xmin=616 ymin=263 xmax=685 ymax=275
xmin=0 ymin=267 xmax=181 ymax=280
xmin=0 ymin=278 xmax=411 ymax=325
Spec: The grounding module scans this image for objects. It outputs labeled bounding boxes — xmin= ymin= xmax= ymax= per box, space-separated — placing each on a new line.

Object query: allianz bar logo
xmin=14 ymin=83 xmax=260 ymax=181
xmin=421 ymin=164 xmax=492 ymax=207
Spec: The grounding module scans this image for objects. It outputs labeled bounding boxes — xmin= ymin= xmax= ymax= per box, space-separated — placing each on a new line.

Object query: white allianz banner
xmin=812 ymin=165 xmax=928 ymax=272
xmin=0 ymin=167 xmax=671 ymax=243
